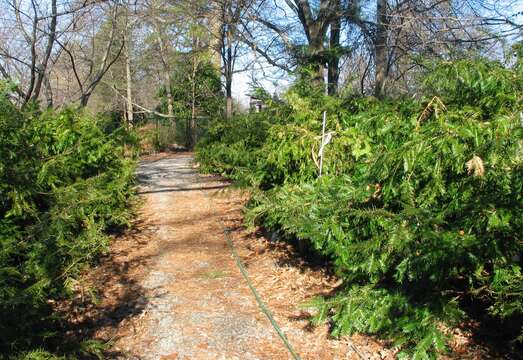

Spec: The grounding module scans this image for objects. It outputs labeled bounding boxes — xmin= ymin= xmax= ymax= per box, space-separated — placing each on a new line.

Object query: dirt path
xmin=108 ymin=153 xmax=288 ymax=359
xmin=90 ymin=152 xmax=394 ymax=360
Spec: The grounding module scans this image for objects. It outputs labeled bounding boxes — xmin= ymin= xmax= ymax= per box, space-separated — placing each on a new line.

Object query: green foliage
xmin=424 ymin=60 xmax=523 ymax=118
xmin=162 ymin=59 xmax=222 ymax=119
xmin=12 ymin=349 xmax=64 ymax=360
xmin=156 ymin=58 xmax=223 ymax=147
xmin=9 ymin=338 xmax=106 ymax=360
xmin=139 ymin=121 xmax=178 ymax=153
xmin=196 ymin=60 xmax=523 ymax=357
xmin=196 ymin=110 xmax=285 ymax=184
xmin=305 ymin=285 xmax=456 ymax=359
xmin=0 ymin=91 xmax=137 ymax=356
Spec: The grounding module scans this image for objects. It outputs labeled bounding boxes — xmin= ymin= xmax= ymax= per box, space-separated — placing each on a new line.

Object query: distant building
xmin=247 ymin=93 xmax=265 ymax=112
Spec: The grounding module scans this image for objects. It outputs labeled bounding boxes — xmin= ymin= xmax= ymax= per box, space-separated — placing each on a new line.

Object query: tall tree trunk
xmin=124 ymin=28 xmax=134 ymax=126
xmin=225 ymin=29 xmax=233 ymax=118
xmin=43 ymin=74 xmax=53 ymax=108
xmin=152 ymin=19 xmax=175 ymax=122
xmin=188 ymin=37 xmax=199 ymax=149
xmin=156 ymin=40 xmax=174 ymax=117
xmin=308 ymin=29 xmax=325 ymax=88
xmin=209 ymin=1 xmax=223 ymax=71
xmin=25 ymin=0 xmax=57 ymax=105
xmin=163 ymin=70 xmax=174 ymax=118
xmin=328 ymin=8 xmax=341 ymax=95
xmin=374 ymin=0 xmax=389 ymax=98
xmin=80 ymin=93 xmax=91 ymax=107
xmin=226 ymin=84 xmax=233 ymax=118
xmin=292 ymin=0 xmax=341 ymax=89
xmin=190 ymin=91 xmax=197 ymax=148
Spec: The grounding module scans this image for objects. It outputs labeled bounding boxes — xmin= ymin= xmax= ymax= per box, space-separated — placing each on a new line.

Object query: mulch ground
xmin=56 ymin=152 xmax=493 ymax=359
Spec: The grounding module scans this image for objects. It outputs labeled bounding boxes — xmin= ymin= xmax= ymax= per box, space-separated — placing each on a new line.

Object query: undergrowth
xmin=0 ymin=86 xmax=138 ymax=358
xmin=196 ymin=59 xmax=523 ymax=358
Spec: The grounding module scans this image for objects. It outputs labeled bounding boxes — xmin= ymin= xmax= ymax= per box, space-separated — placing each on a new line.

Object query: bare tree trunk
xmin=30 ymin=0 xmax=57 ymax=103
xmin=374 ymin=0 xmax=389 ymax=98
xmin=257 ymin=0 xmax=338 ymax=89
xmin=308 ymin=29 xmax=325 ymax=88
xmin=208 ymin=1 xmax=223 ymax=71
xmin=328 ymin=6 xmax=340 ymax=96
xmin=226 ymin=94 xmax=233 ymax=118
xmin=165 ymin=77 xmax=174 ymax=118
xmin=43 ymin=74 xmax=53 ymax=108
xmin=190 ymin=90 xmax=197 ymax=148
xmin=124 ymin=28 xmax=134 ymax=126
xmin=152 ymin=20 xmax=175 ymax=121
xmin=18 ymin=0 xmax=55 ymax=106
xmin=62 ymin=5 xmax=124 ymax=108
xmin=80 ymin=93 xmax=91 ymax=107
xmin=188 ymin=37 xmax=199 ymax=149
xmin=217 ymin=0 xmax=255 ymax=118
xmin=160 ymin=51 xmax=174 ymax=119
xmin=23 ymin=0 xmax=39 ymax=104
xmin=225 ymin=28 xmax=233 ymax=118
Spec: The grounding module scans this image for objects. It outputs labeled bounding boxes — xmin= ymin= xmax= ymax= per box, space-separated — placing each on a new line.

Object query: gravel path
xmin=114 ymin=153 xmax=293 ymax=359
xmin=98 ymin=153 xmax=484 ymax=360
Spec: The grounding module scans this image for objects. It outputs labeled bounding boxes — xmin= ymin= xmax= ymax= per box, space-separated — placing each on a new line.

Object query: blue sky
xmin=232 ymin=0 xmax=523 ymax=105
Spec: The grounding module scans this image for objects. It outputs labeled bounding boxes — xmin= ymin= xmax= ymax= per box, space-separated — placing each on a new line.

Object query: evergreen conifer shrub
xmin=0 ymin=89 xmax=137 ymax=356
xmin=196 ymin=60 xmax=523 ymax=357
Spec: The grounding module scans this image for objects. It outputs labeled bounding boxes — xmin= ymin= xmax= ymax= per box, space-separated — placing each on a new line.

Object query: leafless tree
xmin=0 ymin=0 xmax=121 ymax=107
xmin=236 ymin=0 xmax=522 ymax=97
xmin=210 ymin=0 xmax=256 ymax=117
xmin=346 ymin=0 xmax=523 ymax=97
xmin=0 ymin=0 xmax=58 ymax=105
xmin=57 ymin=4 xmax=124 ymax=106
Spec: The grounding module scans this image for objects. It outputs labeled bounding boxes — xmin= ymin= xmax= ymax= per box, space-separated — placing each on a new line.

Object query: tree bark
xmin=152 ymin=20 xmax=175 ymax=121
xmin=124 ymin=25 xmax=134 ymax=126
xmin=43 ymin=74 xmax=53 ymax=108
xmin=190 ymin=92 xmax=197 ymax=148
xmin=80 ymin=93 xmax=91 ymax=107
xmin=208 ymin=1 xmax=223 ymax=71
xmin=293 ymin=0 xmax=338 ymax=88
xmin=63 ymin=5 xmax=124 ymax=108
xmin=327 ymin=5 xmax=340 ymax=95
xmin=188 ymin=36 xmax=200 ymax=149
xmin=308 ymin=31 xmax=325 ymax=88
xmin=374 ymin=0 xmax=389 ymax=98
xmin=225 ymin=25 xmax=234 ymax=118
xmin=30 ymin=0 xmax=57 ymax=103
xmin=226 ymin=95 xmax=233 ymax=118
